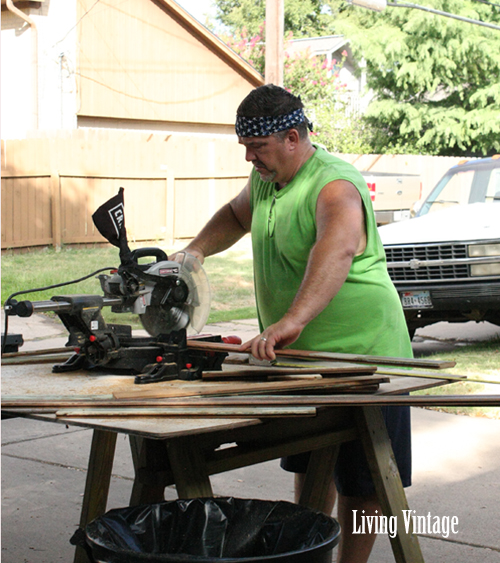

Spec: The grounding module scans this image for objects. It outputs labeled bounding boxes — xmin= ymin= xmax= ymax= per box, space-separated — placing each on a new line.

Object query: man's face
xmin=238 ymin=134 xmax=288 ymax=183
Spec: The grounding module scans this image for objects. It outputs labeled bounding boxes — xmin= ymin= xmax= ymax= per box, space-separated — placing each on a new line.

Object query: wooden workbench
xmin=2 ymin=362 xmax=455 ymax=563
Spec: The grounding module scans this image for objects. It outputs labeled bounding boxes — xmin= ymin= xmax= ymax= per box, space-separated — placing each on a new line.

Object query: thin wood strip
xmin=186 ymin=340 xmax=456 ymax=369
xmin=3 ymin=395 xmax=500 ymax=412
xmin=112 ymin=376 xmax=389 ymax=400
xmin=202 ymin=364 xmax=376 ymax=380
xmin=2 ymin=395 xmax=115 ymax=402
xmin=3 ymin=395 xmax=341 ymax=408
xmin=55 ymin=406 xmax=317 ymax=418
xmin=378 ymin=368 xmax=500 ymax=386
xmin=1 ymin=347 xmax=74 ymax=358
xmin=2 ymin=354 xmax=73 ymax=365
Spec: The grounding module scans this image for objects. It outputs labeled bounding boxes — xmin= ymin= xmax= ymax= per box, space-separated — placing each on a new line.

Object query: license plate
xmin=401 ymin=290 xmax=433 ymax=309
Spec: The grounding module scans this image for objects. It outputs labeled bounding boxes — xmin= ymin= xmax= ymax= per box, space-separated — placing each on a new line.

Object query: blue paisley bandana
xmin=235 ymin=108 xmax=306 ymax=137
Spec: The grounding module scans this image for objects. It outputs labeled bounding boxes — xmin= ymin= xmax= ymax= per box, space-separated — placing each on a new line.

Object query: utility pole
xmin=265 ymin=0 xmax=284 ymax=86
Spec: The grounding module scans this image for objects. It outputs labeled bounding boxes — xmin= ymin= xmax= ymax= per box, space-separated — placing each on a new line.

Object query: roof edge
xmin=157 ymin=0 xmax=264 ymax=87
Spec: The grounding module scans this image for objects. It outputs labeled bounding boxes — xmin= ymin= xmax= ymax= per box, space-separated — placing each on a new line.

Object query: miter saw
xmin=3 ymin=189 xmax=229 ymax=383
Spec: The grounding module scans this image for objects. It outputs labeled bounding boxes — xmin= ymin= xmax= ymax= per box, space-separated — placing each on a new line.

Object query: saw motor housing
xmin=98 ymin=247 xmax=195 ymax=333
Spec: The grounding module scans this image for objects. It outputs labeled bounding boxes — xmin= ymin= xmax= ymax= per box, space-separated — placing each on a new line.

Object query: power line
xmin=470 ymin=0 xmax=500 ymax=9
xmin=387 ymin=1 xmax=500 ymax=31
xmin=52 ymin=0 xmax=101 ymax=48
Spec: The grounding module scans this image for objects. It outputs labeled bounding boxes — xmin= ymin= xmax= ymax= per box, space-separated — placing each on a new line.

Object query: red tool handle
xmin=222 ymin=335 xmax=242 ymax=345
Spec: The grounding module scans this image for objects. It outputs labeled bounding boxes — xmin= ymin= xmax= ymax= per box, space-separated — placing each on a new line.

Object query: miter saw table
xmin=1 ymin=361 xmax=459 ymax=563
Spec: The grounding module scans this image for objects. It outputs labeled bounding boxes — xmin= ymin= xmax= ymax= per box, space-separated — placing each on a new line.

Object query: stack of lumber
xmin=3 ymin=342 xmax=499 ymax=419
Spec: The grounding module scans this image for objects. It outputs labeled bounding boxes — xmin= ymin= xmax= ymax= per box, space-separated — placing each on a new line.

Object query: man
xmin=179 ymin=84 xmax=412 ymax=563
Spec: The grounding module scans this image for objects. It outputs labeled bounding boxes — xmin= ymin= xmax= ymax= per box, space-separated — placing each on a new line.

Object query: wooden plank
xmin=55 ymin=406 xmax=317 ymax=418
xmin=1 ymin=347 xmax=74 ymax=358
xmin=207 ymin=429 xmax=357 ymax=477
xmin=166 ymin=436 xmax=213 ymax=499
xmin=202 ymin=364 xmax=376 ymax=379
xmin=50 ymin=170 xmax=62 ymax=249
xmin=186 ymin=340 xmax=456 ymax=370
xmin=2 ymin=354 xmax=73 ymax=365
xmin=2 ymin=395 xmax=115 ymax=402
xmin=1 ymin=394 xmax=357 ymax=408
xmin=1 ymin=176 xmax=13 ymax=246
xmin=378 ymin=368 xmax=500 ymax=386
xmin=74 ymin=429 xmax=117 ymax=563
xmin=355 ymin=406 xmax=424 ymax=563
xmin=112 ymin=375 xmax=387 ymax=400
xmin=299 ymin=445 xmax=340 ymax=513
xmin=129 ymin=436 xmax=170 ymax=506
xmin=4 ymin=394 xmax=500 ymax=411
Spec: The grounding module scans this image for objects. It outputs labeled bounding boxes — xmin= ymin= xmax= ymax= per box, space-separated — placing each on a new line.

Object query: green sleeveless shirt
xmin=250 ymin=146 xmax=412 ymax=358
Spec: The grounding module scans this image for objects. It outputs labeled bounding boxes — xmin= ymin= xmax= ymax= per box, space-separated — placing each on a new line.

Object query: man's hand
xmin=169 ymin=246 xmax=205 ymax=264
xmin=239 ymin=315 xmax=305 ymax=361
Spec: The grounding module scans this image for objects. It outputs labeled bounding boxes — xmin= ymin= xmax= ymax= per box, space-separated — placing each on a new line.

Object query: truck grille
xmin=385 ymin=244 xmax=469 ymax=282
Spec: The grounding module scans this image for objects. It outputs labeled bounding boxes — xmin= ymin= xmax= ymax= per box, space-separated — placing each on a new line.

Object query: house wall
xmin=1 ymin=0 xmax=78 ymax=138
xmin=1 ymin=8 xmax=36 ymax=137
xmin=76 ymin=0 xmax=261 ymax=128
xmin=1 ymin=0 xmax=262 ymax=139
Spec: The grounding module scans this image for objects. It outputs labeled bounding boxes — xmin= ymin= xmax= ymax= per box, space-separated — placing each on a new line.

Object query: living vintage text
xmin=352 ymin=510 xmax=459 ymax=539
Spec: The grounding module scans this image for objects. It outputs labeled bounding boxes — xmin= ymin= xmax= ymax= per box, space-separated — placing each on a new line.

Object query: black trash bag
xmin=80 ymin=497 xmax=341 ymax=563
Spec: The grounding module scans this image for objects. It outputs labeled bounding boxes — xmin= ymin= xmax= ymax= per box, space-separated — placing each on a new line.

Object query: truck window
xmin=420 ymin=170 xmax=474 ymax=215
xmin=486 ymin=168 xmax=500 ymax=201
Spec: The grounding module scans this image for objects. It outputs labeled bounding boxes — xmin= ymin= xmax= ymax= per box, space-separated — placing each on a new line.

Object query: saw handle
xmin=129 ymin=247 xmax=168 ymax=265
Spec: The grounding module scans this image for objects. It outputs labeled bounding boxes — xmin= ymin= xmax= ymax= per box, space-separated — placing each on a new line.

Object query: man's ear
xmin=286 ymin=128 xmax=300 ymax=149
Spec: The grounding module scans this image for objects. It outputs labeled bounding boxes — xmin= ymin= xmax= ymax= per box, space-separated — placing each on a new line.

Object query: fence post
xmin=165 ymin=171 xmax=175 ymax=245
xmin=51 ymin=171 xmax=62 ymax=250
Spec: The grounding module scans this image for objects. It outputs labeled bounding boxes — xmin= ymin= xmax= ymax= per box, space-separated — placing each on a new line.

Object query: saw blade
xmin=139 ymin=252 xmax=211 ymax=336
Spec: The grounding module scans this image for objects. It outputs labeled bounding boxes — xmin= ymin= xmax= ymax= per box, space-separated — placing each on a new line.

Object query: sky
xmin=176 ymin=0 xmax=216 ymax=25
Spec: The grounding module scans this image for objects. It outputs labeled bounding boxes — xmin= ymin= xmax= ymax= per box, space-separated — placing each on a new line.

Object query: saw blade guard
xmin=139 ymin=252 xmax=211 ymax=336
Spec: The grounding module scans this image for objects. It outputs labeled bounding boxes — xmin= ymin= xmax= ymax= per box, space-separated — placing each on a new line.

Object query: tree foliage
xmin=214 ymin=0 xmax=332 ymax=38
xmin=329 ymin=0 xmax=500 ymax=156
xmin=213 ymin=0 xmax=500 ymax=156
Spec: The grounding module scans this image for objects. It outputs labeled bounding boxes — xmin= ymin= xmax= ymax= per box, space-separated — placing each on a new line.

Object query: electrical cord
xmin=1 ymin=266 xmax=117 ymax=356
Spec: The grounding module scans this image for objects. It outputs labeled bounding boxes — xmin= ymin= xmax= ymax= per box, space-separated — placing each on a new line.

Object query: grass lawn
xmin=411 ymin=338 xmax=500 ymax=419
xmin=1 ymin=241 xmax=256 ymax=326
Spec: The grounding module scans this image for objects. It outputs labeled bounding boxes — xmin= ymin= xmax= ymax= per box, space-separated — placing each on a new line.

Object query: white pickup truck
xmin=378 ymin=156 xmax=500 ymax=338
xmin=361 ymin=172 xmax=421 ymax=226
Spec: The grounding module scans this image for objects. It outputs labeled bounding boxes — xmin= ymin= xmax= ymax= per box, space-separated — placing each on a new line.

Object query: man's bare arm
xmin=243 ymin=179 xmax=366 ymax=360
xmin=178 ymin=178 xmax=252 ymax=263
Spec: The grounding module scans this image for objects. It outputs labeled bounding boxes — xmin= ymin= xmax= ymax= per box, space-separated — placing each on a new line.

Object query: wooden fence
xmin=1 ymin=130 xmax=251 ymax=249
xmin=1 ymin=130 xmax=465 ymax=250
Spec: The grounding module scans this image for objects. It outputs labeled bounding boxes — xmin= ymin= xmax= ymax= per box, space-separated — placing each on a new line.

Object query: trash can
xmin=74 ymin=497 xmax=341 ymax=563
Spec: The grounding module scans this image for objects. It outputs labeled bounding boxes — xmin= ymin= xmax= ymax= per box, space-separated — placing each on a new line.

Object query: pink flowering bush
xmin=221 ymin=28 xmax=374 ymax=153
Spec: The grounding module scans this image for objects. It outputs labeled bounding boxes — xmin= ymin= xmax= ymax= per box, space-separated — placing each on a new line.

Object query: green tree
xmin=214 ymin=0 xmax=500 ymax=156
xmin=329 ymin=0 xmax=500 ymax=156
xmin=214 ymin=0 xmax=331 ymax=38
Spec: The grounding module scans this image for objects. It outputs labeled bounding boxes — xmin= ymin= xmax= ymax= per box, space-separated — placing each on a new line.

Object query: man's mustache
xmin=254 ymin=161 xmax=268 ymax=170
